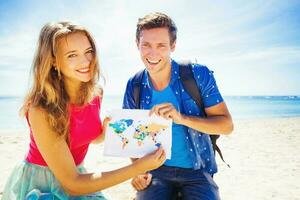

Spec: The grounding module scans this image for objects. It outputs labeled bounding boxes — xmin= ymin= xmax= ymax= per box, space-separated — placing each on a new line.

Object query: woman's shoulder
xmin=95 ymin=86 xmax=103 ymax=97
xmin=27 ymin=106 xmax=48 ymax=123
xmin=93 ymin=86 xmax=103 ymax=102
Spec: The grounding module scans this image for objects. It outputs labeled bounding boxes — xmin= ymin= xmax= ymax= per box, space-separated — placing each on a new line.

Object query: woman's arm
xmin=29 ymin=107 xmax=165 ymax=196
xmin=91 ymin=117 xmax=110 ymax=144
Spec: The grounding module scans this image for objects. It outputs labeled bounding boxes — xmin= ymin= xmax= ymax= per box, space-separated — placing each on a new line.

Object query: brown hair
xmin=136 ymin=12 xmax=177 ymax=44
xmin=21 ymin=21 xmax=103 ymax=140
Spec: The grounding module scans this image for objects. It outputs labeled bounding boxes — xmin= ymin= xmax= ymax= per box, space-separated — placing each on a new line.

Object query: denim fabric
xmin=123 ymin=60 xmax=224 ymax=174
xmin=136 ymin=165 xmax=220 ymax=200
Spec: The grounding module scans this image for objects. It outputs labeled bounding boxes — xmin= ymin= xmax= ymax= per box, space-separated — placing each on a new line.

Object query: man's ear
xmin=171 ymin=41 xmax=176 ymax=52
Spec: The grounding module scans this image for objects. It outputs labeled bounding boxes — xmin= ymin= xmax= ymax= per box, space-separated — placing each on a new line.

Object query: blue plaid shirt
xmin=122 ymin=60 xmax=224 ymax=174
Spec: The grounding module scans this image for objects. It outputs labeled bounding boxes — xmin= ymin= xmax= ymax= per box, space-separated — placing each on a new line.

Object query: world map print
xmin=109 ymin=119 xmax=168 ymax=149
xmin=104 ymin=109 xmax=172 ymax=159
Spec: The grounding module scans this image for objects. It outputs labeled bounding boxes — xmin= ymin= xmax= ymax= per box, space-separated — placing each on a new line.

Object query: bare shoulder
xmin=27 ymin=106 xmax=60 ymax=141
xmin=94 ymin=86 xmax=103 ymax=100
xmin=28 ymin=106 xmax=48 ymax=124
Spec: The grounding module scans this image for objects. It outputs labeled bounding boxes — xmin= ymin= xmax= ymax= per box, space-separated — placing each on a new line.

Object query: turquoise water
xmin=1 ymin=95 xmax=300 ymax=130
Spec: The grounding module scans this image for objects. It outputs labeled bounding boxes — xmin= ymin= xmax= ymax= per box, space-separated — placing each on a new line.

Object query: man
xmin=122 ymin=12 xmax=233 ymax=200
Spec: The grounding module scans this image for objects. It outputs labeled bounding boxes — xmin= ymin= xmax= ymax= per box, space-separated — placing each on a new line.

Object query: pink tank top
xmin=26 ymin=96 xmax=103 ymax=166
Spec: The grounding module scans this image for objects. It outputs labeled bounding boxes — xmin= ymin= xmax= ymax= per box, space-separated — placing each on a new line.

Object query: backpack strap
xmin=132 ymin=69 xmax=145 ymax=109
xmin=178 ymin=61 xmax=230 ymax=168
xmin=179 ymin=61 xmax=205 ymax=115
xmin=131 ymin=63 xmax=230 ymax=167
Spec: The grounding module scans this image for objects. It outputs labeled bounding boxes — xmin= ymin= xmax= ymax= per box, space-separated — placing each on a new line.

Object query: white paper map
xmin=104 ymin=109 xmax=172 ymax=159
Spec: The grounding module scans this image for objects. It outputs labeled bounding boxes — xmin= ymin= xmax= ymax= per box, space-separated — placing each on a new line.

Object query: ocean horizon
xmin=1 ymin=95 xmax=300 ymax=131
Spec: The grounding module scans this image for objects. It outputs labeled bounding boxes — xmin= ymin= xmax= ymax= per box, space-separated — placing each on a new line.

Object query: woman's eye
xmin=86 ymin=49 xmax=94 ymax=54
xmin=68 ymin=54 xmax=77 ymax=58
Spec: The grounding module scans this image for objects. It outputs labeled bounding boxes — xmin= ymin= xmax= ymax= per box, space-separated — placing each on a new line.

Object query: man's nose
xmin=148 ymin=47 xmax=158 ymax=56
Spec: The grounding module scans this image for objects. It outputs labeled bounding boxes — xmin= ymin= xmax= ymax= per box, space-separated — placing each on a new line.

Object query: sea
xmin=1 ymin=95 xmax=300 ymax=131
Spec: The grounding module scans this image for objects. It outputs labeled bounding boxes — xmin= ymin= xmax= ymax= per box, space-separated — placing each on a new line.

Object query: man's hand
xmin=149 ymin=103 xmax=183 ymax=124
xmin=131 ymin=173 xmax=152 ymax=191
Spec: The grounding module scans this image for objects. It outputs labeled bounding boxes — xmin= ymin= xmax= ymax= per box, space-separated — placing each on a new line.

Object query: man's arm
xmin=180 ymin=102 xmax=233 ymax=135
xmin=149 ymin=102 xmax=233 ymax=135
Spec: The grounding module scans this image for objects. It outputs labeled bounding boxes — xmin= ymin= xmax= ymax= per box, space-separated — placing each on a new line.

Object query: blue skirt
xmin=1 ymin=161 xmax=107 ymax=200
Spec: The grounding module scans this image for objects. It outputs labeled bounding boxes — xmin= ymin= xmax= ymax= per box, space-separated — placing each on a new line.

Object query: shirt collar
xmin=143 ymin=59 xmax=180 ymax=89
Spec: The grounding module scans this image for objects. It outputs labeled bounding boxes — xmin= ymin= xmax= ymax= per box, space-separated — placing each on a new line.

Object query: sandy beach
xmin=0 ymin=117 xmax=299 ymax=200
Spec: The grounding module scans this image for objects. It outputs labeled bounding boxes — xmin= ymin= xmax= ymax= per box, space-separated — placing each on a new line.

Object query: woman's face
xmin=55 ymin=32 xmax=95 ymax=88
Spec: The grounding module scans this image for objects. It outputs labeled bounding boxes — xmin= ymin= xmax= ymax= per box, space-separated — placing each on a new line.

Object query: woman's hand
xmin=134 ymin=146 xmax=166 ymax=173
xmin=92 ymin=117 xmax=111 ymax=144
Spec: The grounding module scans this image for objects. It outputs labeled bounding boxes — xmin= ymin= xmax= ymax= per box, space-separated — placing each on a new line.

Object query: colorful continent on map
xmin=133 ymin=123 xmax=168 ymax=147
xmin=109 ymin=119 xmax=133 ymax=148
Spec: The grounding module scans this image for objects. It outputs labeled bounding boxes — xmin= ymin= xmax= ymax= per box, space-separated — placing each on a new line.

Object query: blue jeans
xmin=136 ymin=165 xmax=220 ymax=200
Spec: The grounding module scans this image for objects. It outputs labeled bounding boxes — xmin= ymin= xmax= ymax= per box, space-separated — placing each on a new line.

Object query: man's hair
xmin=136 ymin=12 xmax=177 ymax=44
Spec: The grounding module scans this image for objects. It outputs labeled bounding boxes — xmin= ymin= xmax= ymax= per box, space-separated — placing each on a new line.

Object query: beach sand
xmin=0 ymin=117 xmax=299 ymax=199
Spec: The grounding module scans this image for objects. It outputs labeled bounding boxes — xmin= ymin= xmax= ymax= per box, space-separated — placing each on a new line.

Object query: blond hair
xmin=21 ymin=21 xmax=102 ymax=140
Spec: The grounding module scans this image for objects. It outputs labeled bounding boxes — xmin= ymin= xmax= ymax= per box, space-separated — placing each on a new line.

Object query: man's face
xmin=137 ymin=27 xmax=176 ymax=76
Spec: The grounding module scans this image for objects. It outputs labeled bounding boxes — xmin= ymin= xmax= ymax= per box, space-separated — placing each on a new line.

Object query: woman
xmin=2 ymin=21 xmax=165 ymax=200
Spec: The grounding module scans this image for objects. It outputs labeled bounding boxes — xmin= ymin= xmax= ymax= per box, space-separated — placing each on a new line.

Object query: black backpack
xmin=131 ymin=61 xmax=229 ymax=167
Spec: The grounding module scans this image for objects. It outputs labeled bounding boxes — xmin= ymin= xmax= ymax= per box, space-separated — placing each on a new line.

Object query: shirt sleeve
xmin=193 ymin=64 xmax=224 ymax=108
xmin=122 ymin=77 xmax=138 ymax=109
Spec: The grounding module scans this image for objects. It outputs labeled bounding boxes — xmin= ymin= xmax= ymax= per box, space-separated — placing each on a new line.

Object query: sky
xmin=0 ymin=0 xmax=299 ymax=96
